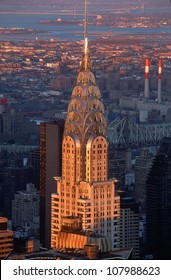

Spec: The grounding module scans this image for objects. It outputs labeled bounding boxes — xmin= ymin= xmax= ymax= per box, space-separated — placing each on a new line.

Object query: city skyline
xmin=1 ymin=0 xmax=171 ymax=260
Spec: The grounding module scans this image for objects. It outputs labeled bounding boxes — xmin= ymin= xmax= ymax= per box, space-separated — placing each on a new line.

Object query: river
xmin=0 ymin=6 xmax=171 ymax=41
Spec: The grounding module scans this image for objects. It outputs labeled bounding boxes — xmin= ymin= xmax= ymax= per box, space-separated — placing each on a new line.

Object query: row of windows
xmin=87 ymin=174 xmax=106 ymax=179
xmin=91 ymin=150 xmax=106 ymax=154
xmin=63 ymin=149 xmax=74 ymax=154
xmin=0 ymin=236 xmax=13 ymax=244
xmin=63 ymin=142 xmax=74 ymax=147
xmin=0 ymin=245 xmax=13 ymax=250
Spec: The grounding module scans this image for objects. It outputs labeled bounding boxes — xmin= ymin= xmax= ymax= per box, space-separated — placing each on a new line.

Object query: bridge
xmin=108 ymin=114 xmax=171 ymax=148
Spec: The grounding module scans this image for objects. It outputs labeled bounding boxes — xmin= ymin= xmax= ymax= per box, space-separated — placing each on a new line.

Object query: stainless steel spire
xmin=84 ymin=0 xmax=88 ymax=55
xmin=80 ymin=0 xmax=91 ymax=71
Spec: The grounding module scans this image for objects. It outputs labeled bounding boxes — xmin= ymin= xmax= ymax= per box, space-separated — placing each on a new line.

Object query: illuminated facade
xmin=51 ymin=1 xmax=120 ymax=250
xmin=0 ymin=217 xmax=13 ymax=260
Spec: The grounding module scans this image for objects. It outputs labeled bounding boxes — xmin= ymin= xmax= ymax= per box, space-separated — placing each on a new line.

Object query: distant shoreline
xmin=1 ymin=29 xmax=171 ymax=43
xmin=39 ymin=20 xmax=82 ymax=26
xmin=0 ymin=10 xmax=84 ymax=15
xmin=1 ymin=7 xmax=171 ymax=42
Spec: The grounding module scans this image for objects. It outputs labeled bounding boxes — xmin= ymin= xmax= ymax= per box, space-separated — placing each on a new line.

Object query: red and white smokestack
xmin=158 ymin=59 xmax=162 ymax=103
xmin=144 ymin=58 xmax=150 ymax=99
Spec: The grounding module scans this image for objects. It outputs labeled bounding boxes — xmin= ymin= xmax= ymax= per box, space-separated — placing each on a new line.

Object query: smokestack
xmin=144 ymin=58 xmax=150 ymax=99
xmin=158 ymin=59 xmax=162 ymax=103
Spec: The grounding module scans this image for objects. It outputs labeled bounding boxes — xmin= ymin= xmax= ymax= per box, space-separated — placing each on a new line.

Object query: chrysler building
xmin=51 ymin=0 xmax=120 ymax=250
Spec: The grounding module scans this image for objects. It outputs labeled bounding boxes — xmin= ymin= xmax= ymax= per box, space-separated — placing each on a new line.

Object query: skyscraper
xmin=51 ymin=0 xmax=120 ymax=250
xmin=146 ymin=137 xmax=171 ymax=259
xmin=119 ymin=193 xmax=139 ymax=259
xmin=40 ymin=121 xmax=64 ymax=248
xmin=134 ymin=148 xmax=153 ymax=210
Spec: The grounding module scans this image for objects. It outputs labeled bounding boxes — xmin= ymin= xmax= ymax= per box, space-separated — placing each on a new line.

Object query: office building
xmin=119 ymin=193 xmax=139 ymax=259
xmin=146 ymin=137 xmax=171 ymax=259
xmin=29 ymin=148 xmax=40 ymax=189
xmin=40 ymin=120 xmax=64 ymax=248
xmin=51 ymin=9 xmax=120 ymax=250
xmin=12 ymin=183 xmax=39 ymax=237
xmin=3 ymin=165 xmax=33 ymax=219
xmin=134 ymin=149 xmax=153 ymax=211
xmin=0 ymin=217 xmax=13 ymax=260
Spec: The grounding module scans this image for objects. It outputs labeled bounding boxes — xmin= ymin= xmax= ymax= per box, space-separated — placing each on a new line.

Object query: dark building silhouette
xmin=108 ymin=145 xmax=126 ymax=185
xmin=39 ymin=120 xmax=64 ymax=249
xmin=29 ymin=148 xmax=40 ymax=189
xmin=119 ymin=193 xmax=140 ymax=259
xmin=3 ymin=166 xmax=33 ymax=219
xmin=146 ymin=137 xmax=171 ymax=259
xmin=134 ymin=148 xmax=153 ymax=212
